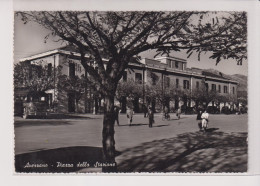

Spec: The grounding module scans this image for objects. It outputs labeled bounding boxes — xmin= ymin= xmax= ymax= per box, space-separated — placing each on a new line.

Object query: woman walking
xmin=126 ymin=106 xmax=134 ymax=126
xmin=176 ymin=108 xmax=181 ymax=120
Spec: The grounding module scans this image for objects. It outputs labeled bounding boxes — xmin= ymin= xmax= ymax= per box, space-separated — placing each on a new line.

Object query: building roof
xmin=202 ymin=71 xmax=229 ymax=80
xmin=19 ymin=45 xmax=142 ymax=65
xmin=155 ymin=56 xmax=187 ymax=63
xmin=19 ymin=46 xmax=237 ymax=84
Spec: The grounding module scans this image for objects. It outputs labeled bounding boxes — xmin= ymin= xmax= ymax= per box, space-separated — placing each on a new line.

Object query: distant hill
xmin=202 ymin=69 xmax=247 ymax=92
xmin=226 ymin=74 xmax=247 ymax=92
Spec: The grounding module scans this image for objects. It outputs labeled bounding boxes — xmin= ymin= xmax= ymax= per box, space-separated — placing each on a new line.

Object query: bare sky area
xmin=14 ymin=14 xmax=248 ymax=76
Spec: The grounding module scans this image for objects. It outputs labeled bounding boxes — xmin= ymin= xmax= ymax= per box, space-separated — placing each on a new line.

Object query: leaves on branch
xmin=16 ymin=11 xmax=247 ymax=97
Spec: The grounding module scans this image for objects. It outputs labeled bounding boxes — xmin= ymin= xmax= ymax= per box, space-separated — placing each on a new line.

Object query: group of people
xmin=126 ymin=105 xmax=154 ymax=127
xmin=114 ymin=104 xmax=184 ymax=128
xmin=114 ymin=103 xmax=210 ymax=131
xmin=113 ymin=104 xmax=154 ymax=127
xmin=163 ymin=107 xmax=181 ymax=120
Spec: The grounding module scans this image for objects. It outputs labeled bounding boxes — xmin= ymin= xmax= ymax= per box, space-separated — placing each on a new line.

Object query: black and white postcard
xmin=1 ymin=0 xmax=260 ymax=185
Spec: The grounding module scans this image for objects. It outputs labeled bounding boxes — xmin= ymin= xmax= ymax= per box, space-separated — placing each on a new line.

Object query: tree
xmin=116 ymin=78 xmax=143 ymax=112
xmin=237 ymin=90 xmax=247 ymax=106
xmin=116 ymin=79 xmax=143 ymax=101
xmin=14 ymin=61 xmax=55 ymax=93
xmin=57 ymin=70 xmax=86 ymax=112
xmin=145 ymin=79 xmax=174 ymax=112
xmin=17 ymin=11 xmax=247 ymax=172
xmin=192 ymin=88 xmax=219 ymax=109
xmin=14 ymin=62 xmax=86 ymax=112
xmin=185 ymin=12 xmax=247 ymax=65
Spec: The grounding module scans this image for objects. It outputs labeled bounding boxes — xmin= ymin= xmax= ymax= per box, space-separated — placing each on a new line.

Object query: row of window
xmin=133 ymin=73 xmax=235 ymax=94
xmin=28 ymin=63 xmax=52 ymax=78
xmin=205 ymin=83 xmax=235 ymax=94
xmin=175 ymin=79 xmax=190 ymax=89
xmin=30 ymin=62 xmax=82 ymax=78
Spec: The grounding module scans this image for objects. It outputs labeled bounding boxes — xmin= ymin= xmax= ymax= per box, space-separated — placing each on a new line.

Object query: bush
xmin=240 ymin=107 xmax=248 ymax=114
xmin=207 ymin=106 xmax=220 ymax=114
xmin=185 ymin=107 xmax=196 ymax=114
xmin=221 ymin=106 xmax=231 ymax=114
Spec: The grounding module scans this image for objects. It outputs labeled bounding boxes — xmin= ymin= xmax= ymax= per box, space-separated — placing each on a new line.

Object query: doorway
xmin=68 ymin=93 xmax=75 ymax=112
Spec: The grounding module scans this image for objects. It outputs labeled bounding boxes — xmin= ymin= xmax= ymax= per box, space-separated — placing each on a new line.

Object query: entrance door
xmin=133 ymin=97 xmax=139 ymax=113
xmin=68 ymin=93 xmax=75 ymax=112
xmin=175 ymin=96 xmax=179 ymax=109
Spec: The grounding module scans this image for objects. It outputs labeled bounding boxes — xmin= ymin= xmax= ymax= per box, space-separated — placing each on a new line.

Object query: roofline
xmin=205 ymin=76 xmax=238 ymax=84
xmin=19 ymin=49 xmax=60 ymax=62
xmin=155 ymin=56 xmax=187 ymax=62
xmin=19 ymin=49 xmax=238 ymax=85
xmin=129 ymin=63 xmax=238 ymax=84
xmin=142 ymin=58 xmax=161 ymax=62
xmin=19 ymin=49 xmax=109 ymax=62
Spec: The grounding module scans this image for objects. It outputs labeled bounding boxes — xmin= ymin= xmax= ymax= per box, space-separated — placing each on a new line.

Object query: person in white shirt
xmin=126 ymin=106 xmax=134 ymax=126
xmin=201 ymin=109 xmax=209 ymax=131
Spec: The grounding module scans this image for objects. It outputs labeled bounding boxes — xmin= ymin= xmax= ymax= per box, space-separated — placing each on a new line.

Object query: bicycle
xmin=162 ymin=112 xmax=170 ymax=121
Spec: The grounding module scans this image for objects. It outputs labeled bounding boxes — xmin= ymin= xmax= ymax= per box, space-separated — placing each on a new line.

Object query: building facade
xmin=15 ymin=46 xmax=238 ymax=114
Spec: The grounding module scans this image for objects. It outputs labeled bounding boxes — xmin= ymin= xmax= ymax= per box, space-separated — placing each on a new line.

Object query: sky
xmin=14 ymin=14 xmax=248 ymax=76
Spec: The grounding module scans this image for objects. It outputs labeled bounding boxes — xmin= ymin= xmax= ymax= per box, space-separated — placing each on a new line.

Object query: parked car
xmin=23 ymin=101 xmax=49 ymax=119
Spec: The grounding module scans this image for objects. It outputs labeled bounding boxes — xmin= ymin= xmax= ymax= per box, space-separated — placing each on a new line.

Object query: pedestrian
xmin=148 ymin=106 xmax=154 ymax=128
xmin=126 ymin=106 xmax=134 ymax=126
xmin=201 ymin=109 xmax=209 ymax=132
xmin=114 ymin=106 xmax=121 ymax=126
xmin=196 ymin=109 xmax=203 ymax=131
xmin=164 ymin=106 xmax=169 ymax=120
xmin=176 ymin=107 xmax=181 ymax=120
xmin=143 ymin=104 xmax=148 ymax=118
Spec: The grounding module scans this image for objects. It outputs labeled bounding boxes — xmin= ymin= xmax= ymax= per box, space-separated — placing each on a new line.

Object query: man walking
xmin=114 ymin=106 xmax=120 ymax=126
xmin=148 ymin=106 xmax=154 ymax=128
xmin=164 ymin=106 xmax=169 ymax=120
xmin=143 ymin=104 xmax=148 ymax=118
xmin=176 ymin=107 xmax=181 ymax=120
xmin=196 ymin=109 xmax=203 ymax=131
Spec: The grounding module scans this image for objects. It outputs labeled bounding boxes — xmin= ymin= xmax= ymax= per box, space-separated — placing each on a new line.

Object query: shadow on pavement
xmin=153 ymin=124 xmax=169 ymax=128
xmin=117 ymin=132 xmax=248 ymax=173
xmin=15 ymin=114 xmax=100 ymax=120
xmin=205 ymin=128 xmax=219 ymax=132
xmin=14 ymin=114 xmax=101 ymax=128
xmin=119 ymin=123 xmax=149 ymax=127
xmin=14 ymin=120 xmax=74 ymax=128
xmin=15 ymin=146 xmax=103 ymax=173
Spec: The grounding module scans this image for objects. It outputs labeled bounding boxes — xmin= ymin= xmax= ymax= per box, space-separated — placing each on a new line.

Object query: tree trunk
xmin=102 ymin=94 xmax=117 ymax=172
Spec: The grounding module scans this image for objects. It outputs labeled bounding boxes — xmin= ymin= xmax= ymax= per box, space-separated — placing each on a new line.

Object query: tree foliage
xmin=185 ymin=12 xmax=247 ymax=65
xmin=57 ymin=71 xmax=86 ymax=101
xmin=116 ymin=79 xmax=143 ymax=100
xmin=17 ymin=11 xmax=247 ymax=95
xmin=14 ymin=62 xmax=55 ymax=92
xmin=14 ymin=63 xmax=86 ymax=102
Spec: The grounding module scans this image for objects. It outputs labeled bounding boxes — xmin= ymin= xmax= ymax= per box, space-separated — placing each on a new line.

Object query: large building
xmin=15 ymin=46 xmax=238 ymax=114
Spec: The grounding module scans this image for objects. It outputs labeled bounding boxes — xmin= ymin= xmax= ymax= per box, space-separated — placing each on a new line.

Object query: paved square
xmin=14 ymin=113 xmax=248 ymax=172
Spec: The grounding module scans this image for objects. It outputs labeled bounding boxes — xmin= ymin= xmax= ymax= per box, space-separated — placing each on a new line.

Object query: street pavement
xmin=14 ymin=113 xmax=248 ymax=172
xmin=14 ymin=113 xmax=248 ymax=154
